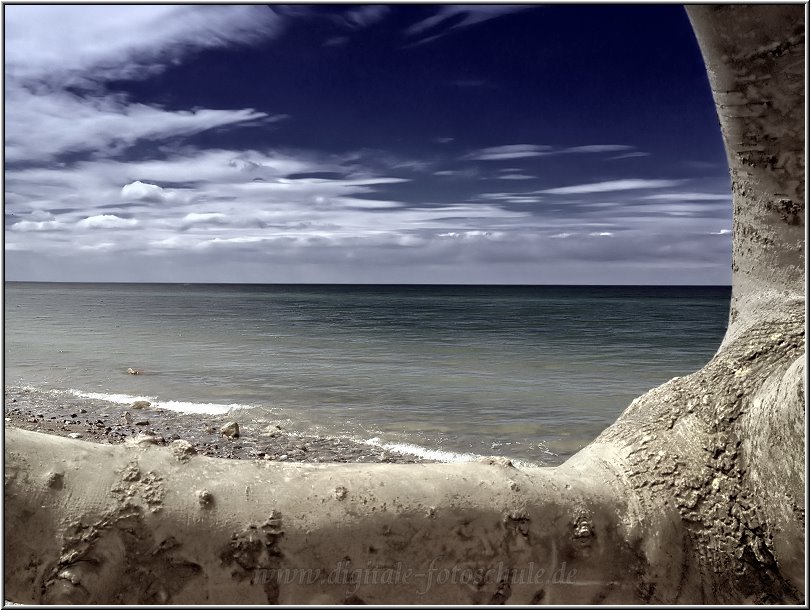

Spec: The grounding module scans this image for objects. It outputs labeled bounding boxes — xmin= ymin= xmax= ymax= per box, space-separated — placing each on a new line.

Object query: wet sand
xmin=3 ymin=385 xmax=433 ymax=464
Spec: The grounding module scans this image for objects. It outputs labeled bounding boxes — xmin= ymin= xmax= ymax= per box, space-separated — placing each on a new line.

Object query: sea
xmin=3 ymin=283 xmax=730 ymax=466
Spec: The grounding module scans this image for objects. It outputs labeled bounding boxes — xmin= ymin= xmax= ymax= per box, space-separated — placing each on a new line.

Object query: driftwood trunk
xmin=4 ymin=5 xmax=804 ymax=604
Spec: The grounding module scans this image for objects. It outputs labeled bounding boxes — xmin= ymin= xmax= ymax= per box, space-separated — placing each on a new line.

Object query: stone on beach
xmin=220 ymin=422 xmax=240 ymax=438
xmin=131 ymin=401 xmax=151 ymax=409
xmin=125 ymin=434 xmax=159 ymax=447
xmin=171 ymin=439 xmax=197 ymax=462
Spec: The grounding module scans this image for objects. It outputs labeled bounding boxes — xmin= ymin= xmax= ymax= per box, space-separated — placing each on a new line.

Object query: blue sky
xmin=4 ymin=4 xmax=732 ymax=284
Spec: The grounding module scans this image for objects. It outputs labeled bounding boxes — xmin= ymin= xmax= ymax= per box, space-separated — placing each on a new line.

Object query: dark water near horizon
xmin=4 ymin=283 xmax=730 ymax=465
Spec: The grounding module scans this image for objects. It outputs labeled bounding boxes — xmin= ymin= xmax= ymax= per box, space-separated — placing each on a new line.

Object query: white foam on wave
xmin=66 ymin=389 xmax=248 ymax=416
xmin=150 ymin=400 xmax=247 ymax=415
xmin=68 ymin=390 xmax=154 ymax=404
xmin=363 ymin=437 xmax=542 ymax=468
xmin=364 ymin=437 xmax=478 ymax=462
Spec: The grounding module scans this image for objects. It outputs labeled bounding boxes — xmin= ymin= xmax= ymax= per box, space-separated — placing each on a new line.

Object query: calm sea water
xmin=4 ymin=283 xmax=729 ymax=465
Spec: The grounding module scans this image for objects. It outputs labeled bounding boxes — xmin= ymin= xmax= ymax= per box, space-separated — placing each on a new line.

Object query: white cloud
xmin=5 ymin=148 xmax=410 ymax=233
xmin=6 ymin=201 xmax=733 ymax=284
xmin=121 ymin=181 xmax=188 ymax=203
xmin=497 ymin=174 xmax=535 ymax=181
xmin=6 ymin=140 xmax=544 ymax=269
xmin=643 ymin=192 xmax=731 ymax=201
xmin=343 ymin=6 xmax=390 ymax=29
xmin=77 ymin=215 xmax=139 ymax=229
xmin=183 ymin=212 xmax=228 ymax=224
xmin=9 ymin=220 xmax=63 ymax=232
xmin=6 ymin=132 xmax=732 ymax=285
xmin=434 ymin=168 xmax=479 ymax=178
xmin=563 ymin=145 xmax=633 ymax=154
xmin=608 ymin=152 xmax=652 ymax=161
xmin=478 ymin=192 xmax=543 ymax=204
xmin=438 ymin=230 xmax=503 ymax=240
xmin=5 ymin=5 xmax=286 ymax=165
xmin=78 ymin=242 xmax=117 ymax=252
xmin=6 ymin=87 xmax=275 ymax=163
xmin=405 ymin=6 xmax=534 ymax=41
xmin=464 ymin=144 xmax=551 ymax=161
xmin=463 ymin=143 xmax=642 ymax=163
xmin=5 ymin=5 xmax=281 ymax=84
xmin=540 ymin=179 xmax=682 ymax=195
xmin=335 ymin=198 xmax=404 ymax=209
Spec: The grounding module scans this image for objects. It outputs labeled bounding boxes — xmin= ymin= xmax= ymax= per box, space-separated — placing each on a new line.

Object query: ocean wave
xmin=363 ymin=437 xmax=479 ymax=462
xmin=66 ymin=389 xmax=248 ymax=415
xmin=362 ymin=436 xmax=541 ymax=468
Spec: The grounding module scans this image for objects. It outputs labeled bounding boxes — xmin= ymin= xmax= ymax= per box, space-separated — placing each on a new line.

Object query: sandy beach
xmin=3 ymin=385 xmax=432 ymax=464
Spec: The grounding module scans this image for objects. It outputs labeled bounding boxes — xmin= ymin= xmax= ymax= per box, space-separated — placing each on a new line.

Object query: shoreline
xmin=3 ymin=385 xmax=435 ymax=464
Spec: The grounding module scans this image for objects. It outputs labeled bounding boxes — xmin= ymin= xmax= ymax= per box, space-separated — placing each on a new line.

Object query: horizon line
xmin=4 ymin=280 xmax=733 ymax=288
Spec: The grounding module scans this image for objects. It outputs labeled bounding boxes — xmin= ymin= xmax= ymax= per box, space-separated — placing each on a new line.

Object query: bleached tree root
xmin=4 ymin=428 xmax=641 ymax=604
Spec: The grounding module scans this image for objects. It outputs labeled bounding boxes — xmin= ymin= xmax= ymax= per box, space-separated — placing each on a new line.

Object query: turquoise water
xmin=4 ymin=283 xmax=730 ymax=465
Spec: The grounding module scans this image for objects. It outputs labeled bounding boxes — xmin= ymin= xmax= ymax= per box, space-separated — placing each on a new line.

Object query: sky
xmin=4 ymin=4 xmax=733 ymax=284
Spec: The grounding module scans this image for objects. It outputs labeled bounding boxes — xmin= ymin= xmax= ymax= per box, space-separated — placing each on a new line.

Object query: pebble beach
xmin=4 ymin=385 xmax=433 ymax=464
